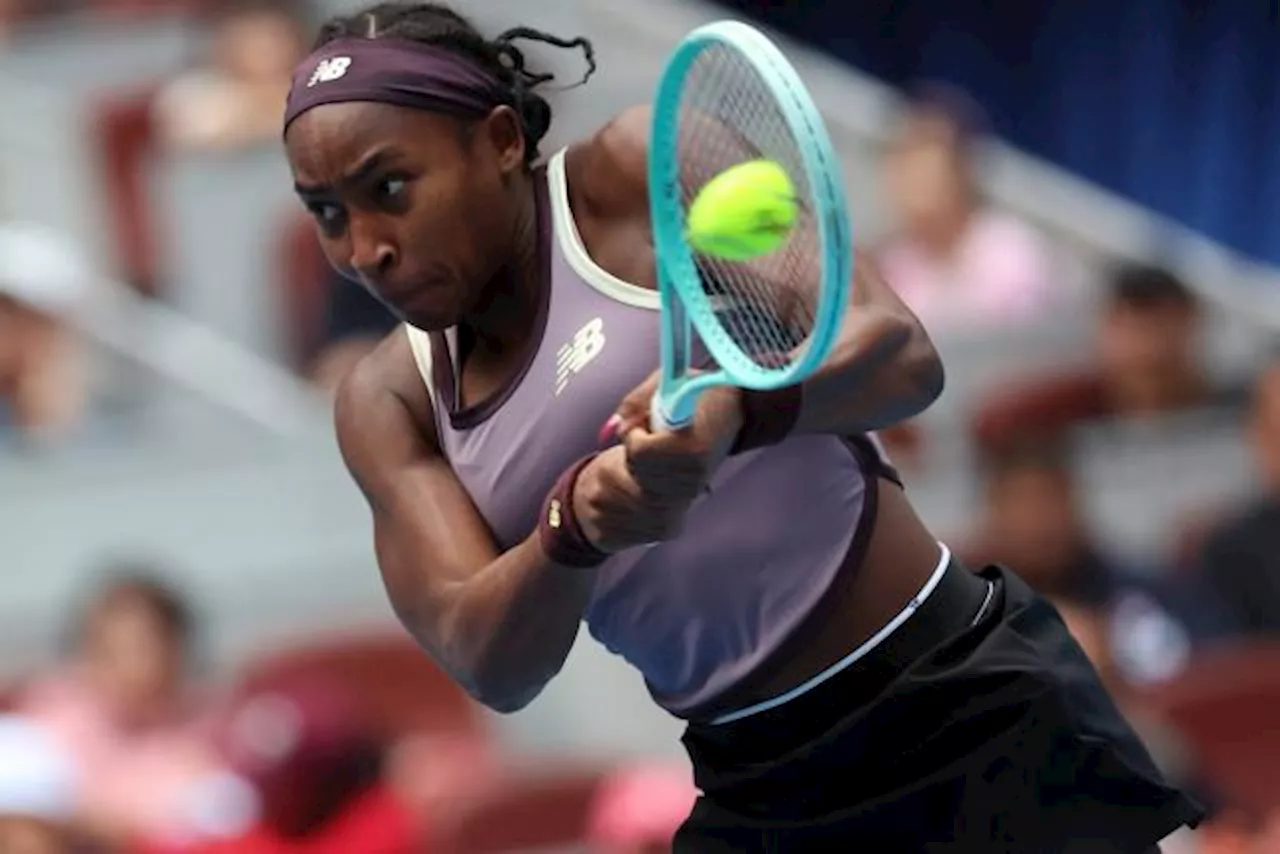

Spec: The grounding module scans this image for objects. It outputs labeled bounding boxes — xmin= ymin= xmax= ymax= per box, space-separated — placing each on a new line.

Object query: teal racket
xmin=647 ymin=21 xmax=853 ymax=431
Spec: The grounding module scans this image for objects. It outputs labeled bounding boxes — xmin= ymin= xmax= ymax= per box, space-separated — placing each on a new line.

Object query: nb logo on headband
xmin=308 ymin=57 xmax=352 ymax=87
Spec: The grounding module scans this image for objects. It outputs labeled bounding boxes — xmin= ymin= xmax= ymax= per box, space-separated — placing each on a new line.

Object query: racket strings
xmin=678 ymin=44 xmax=822 ymax=370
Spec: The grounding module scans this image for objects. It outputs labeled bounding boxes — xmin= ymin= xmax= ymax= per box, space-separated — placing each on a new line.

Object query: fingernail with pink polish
xmin=599 ymin=415 xmax=622 ymax=446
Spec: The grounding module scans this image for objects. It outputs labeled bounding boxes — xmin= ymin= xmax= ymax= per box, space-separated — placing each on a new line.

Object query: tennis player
xmin=281 ymin=3 xmax=1204 ymax=850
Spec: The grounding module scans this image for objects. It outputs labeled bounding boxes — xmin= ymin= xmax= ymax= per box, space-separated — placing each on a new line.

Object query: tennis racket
xmin=647 ymin=20 xmax=853 ymax=431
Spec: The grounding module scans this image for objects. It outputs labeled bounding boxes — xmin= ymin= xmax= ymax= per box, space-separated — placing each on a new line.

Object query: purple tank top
xmin=405 ymin=150 xmax=885 ymax=718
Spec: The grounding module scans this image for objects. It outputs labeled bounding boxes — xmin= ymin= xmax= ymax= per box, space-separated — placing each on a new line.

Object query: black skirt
xmin=675 ymin=562 xmax=1205 ymax=853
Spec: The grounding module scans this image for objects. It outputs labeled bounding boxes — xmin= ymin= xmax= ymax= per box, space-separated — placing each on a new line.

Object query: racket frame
xmin=648 ymin=20 xmax=853 ymax=431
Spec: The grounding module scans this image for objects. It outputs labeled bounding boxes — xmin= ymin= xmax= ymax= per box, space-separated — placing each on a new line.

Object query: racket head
xmin=649 ymin=21 xmax=853 ymax=398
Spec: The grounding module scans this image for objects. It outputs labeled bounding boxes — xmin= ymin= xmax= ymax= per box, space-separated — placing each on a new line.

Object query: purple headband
xmin=283 ymin=37 xmax=511 ymax=133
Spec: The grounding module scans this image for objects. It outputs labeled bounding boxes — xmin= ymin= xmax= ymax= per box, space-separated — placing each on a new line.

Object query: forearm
xmin=792 ymin=305 xmax=944 ymax=437
xmin=430 ymin=535 xmax=594 ymax=713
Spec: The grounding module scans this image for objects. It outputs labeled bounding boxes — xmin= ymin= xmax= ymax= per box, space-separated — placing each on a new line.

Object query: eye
xmin=307 ymin=201 xmax=346 ymax=233
xmin=376 ymin=176 xmax=409 ymax=203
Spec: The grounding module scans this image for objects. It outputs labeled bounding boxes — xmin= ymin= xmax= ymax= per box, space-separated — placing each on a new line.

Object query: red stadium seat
xmin=432 ymin=767 xmax=609 ymax=854
xmin=0 ymin=680 xmax=21 ymax=713
xmin=970 ymin=369 xmax=1110 ymax=456
xmin=234 ymin=629 xmax=487 ymax=742
xmin=91 ymin=87 xmax=164 ymax=296
xmin=1134 ymin=642 xmax=1280 ymax=818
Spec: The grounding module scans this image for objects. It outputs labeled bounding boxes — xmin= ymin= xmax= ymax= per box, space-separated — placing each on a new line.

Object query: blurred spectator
xmin=153 ymin=0 xmax=304 ymax=153
xmin=307 ymin=271 xmax=398 ymax=393
xmin=144 ymin=677 xmax=418 ymax=854
xmin=17 ymin=571 xmax=226 ymax=848
xmin=973 ymin=263 xmax=1245 ymax=454
xmin=87 ymin=0 xmax=206 ymax=18
xmin=876 ymin=85 xmax=1056 ymax=334
xmin=0 ymin=0 xmax=21 ymax=43
xmin=382 ymin=730 xmax=498 ymax=834
xmin=964 ymin=440 xmax=1230 ymax=685
xmin=1095 ymin=265 xmax=1222 ymax=416
xmin=965 ymin=439 xmax=1124 ymax=606
xmin=1191 ymin=353 xmax=1280 ymax=637
xmin=0 ymin=223 xmax=90 ymax=446
xmin=1248 ymin=810 xmax=1280 ymax=852
xmin=0 ymin=715 xmax=81 ymax=854
xmin=1197 ymin=811 xmax=1264 ymax=854
xmin=1193 ymin=808 xmax=1280 ymax=854
xmin=586 ymin=763 xmax=697 ymax=854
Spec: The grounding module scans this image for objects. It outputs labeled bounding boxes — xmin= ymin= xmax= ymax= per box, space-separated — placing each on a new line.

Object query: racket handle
xmin=650 ymin=392 xmax=692 ymax=433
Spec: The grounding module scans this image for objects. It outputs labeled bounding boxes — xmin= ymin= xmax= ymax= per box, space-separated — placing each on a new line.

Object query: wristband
xmin=539 ymin=455 xmax=610 ymax=568
xmin=729 ymin=385 xmax=803 ymax=455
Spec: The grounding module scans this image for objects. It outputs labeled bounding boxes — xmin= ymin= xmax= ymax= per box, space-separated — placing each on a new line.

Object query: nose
xmin=348 ymin=217 xmax=398 ymax=284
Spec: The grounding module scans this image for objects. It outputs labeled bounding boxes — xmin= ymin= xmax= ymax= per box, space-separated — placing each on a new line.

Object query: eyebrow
xmin=294 ymin=147 xmax=400 ymax=196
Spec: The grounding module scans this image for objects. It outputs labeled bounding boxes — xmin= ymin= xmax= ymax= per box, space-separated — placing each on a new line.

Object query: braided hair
xmin=314 ymin=2 xmax=596 ymax=163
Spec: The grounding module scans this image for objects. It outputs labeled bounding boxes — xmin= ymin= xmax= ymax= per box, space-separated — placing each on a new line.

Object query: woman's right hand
xmin=572 ymin=445 xmax=699 ymax=554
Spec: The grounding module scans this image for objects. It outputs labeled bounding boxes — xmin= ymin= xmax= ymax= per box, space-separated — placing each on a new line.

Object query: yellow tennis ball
xmin=686 ymin=159 xmax=798 ymax=262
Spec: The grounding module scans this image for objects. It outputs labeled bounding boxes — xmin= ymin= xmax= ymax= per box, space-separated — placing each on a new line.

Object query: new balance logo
xmin=555 ymin=317 xmax=606 ymax=395
xmin=307 ymin=57 xmax=352 ymax=87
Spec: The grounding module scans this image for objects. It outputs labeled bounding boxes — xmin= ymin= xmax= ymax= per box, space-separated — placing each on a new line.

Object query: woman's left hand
xmin=605 ymin=372 xmax=745 ymax=499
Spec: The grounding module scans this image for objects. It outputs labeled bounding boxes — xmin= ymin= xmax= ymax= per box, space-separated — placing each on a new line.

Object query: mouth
xmin=368 ymin=276 xmax=455 ymax=326
xmin=370 ymin=274 xmax=447 ymax=306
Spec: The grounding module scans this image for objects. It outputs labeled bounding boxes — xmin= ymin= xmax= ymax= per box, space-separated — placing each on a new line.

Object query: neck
xmin=460 ymin=177 xmax=542 ymax=353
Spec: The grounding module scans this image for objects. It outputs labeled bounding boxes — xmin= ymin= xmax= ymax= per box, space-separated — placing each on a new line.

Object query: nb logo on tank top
xmin=555 ymin=317 xmax=606 ymax=395
xmin=308 ymin=57 xmax=352 ymax=87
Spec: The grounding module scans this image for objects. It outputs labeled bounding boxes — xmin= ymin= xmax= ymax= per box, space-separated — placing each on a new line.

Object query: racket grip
xmin=650 ymin=394 xmax=672 ymax=433
xmin=650 ymin=393 xmax=694 ymax=433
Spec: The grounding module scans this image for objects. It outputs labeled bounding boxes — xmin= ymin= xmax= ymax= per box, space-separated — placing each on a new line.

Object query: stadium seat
xmin=1134 ymin=642 xmax=1280 ymax=818
xmin=431 ymin=767 xmax=608 ymax=854
xmin=970 ymin=369 xmax=1109 ymax=456
xmin=0 ymin=680 xmax=20 ymax=712
xmin=91 ymin=87 xmax=163 ymax=296
xmin=233 ymin=629 xmax=487 ymax=742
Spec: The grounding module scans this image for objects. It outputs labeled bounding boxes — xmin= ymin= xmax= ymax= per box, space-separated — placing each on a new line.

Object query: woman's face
xmin=81 ymin=594 xmax=184 ymax=723
xmin=884 ymin=113 xmax=973 ymax=230
xmin=1097 ymin=299 xmax=1199 ymax=385
xmin=285 ymin=101 xmax=529 ymax=331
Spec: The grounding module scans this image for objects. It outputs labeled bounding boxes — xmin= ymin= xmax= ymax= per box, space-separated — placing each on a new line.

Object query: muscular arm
xmin=790 ymin=256 xmax=944 ymax=436
xmin=336 ymin=332 xmax=594 ymax=712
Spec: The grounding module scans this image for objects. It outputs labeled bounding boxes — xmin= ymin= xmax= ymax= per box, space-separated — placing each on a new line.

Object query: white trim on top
xmin=547 ymin=148 xmax=661 ymax=311
xmin=402 ymin=324 xmax=438 ymax=411
xmin=709 ymin=542 xmax=955 ymax=726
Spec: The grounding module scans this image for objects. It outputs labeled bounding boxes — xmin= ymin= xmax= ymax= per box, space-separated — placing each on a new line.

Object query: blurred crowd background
xmin=1 ymin=0 xmax=1279 ymax=852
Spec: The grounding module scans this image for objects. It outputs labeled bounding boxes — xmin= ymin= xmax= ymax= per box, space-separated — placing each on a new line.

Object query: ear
xmin=481 ymin=105 xmax=526 ymax=175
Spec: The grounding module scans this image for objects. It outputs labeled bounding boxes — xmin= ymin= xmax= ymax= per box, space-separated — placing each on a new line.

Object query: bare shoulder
xmin=334 ymin=329 xmax=440 ymax=493
xmin=593 ymin=104 xmax=652 ymax=177
xmin=567 ymin=105 xmax=652 ymax=215
xmin=336 ymin=329 xmax=432 ymax=434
